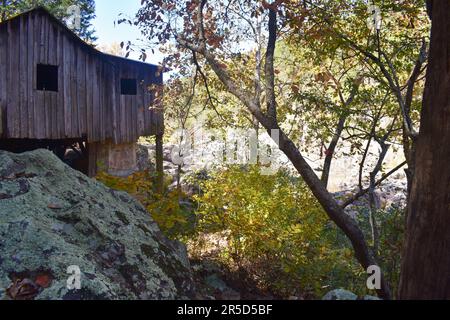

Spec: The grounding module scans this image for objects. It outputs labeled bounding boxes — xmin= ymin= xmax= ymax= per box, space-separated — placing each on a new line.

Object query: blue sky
xmin=92 ymin=0 xmax=163 ymax=64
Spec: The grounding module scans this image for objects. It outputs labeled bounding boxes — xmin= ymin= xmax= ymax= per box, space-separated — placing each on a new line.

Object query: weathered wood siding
xmin=0 ymin=8 xmax=163 ymax=144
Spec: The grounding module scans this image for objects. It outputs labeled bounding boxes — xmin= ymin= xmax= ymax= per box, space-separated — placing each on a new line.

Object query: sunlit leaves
xmin=96 ymin=171 xmax=192 ymax=238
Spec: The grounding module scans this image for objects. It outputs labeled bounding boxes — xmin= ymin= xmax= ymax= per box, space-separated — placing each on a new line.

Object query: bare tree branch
xmin=341 ymin=161 xmax=407 ymax=209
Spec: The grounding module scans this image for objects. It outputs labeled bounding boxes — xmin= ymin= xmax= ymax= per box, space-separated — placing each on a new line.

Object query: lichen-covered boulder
xmin=0 ymin=149 xmax=195 ymax=300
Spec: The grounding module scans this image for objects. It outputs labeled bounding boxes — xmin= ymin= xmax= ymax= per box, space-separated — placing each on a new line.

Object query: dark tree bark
xmin=155 ymin=133 xmax=164 ymax=194
xmin=426 ymin=0 xmax=433 ymax=19
xmin=399 ymin=0 xmax=450 ymax=299
xmin=277 ymin=129 xmax=391 ymax=299
xmin=321 ymin=115 xmax=346 ymax=189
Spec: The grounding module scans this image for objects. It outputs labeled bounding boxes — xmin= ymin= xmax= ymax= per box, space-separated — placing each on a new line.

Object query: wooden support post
xmin=0 ymin=106 xmax=3 ymax=137
xmin=155 ymin=133 xmax=164 ymax=194
xmin=87 ymin=142 xmax=97 ymax=178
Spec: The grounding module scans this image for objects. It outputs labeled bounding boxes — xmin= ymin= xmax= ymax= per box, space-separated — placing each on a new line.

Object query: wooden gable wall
xmin=0 ymin=8 xmax=163 ymax=144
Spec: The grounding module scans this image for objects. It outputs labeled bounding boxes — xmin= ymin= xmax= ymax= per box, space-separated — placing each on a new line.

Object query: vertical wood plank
xmin=100 ymin=62 xmax=105 ymax=142
xmin=111 ymin=66 xmax=118 ymax=144
xmin=86 ymin=53 xmax=93 ymax=141
xmin=40 ymin=13 xmax=48 ymax=139
xmin=71 ymin=43 xmax=79 ymax=138
xmin=78 ymin=47 xmax=86 ymax=137
xmin=35 ymin=12 xmax=46 ymax=139
xmin=63 ymin=33 xmax=72 ymax=137
xmin=92 ymin=57 xmax=100 ymax=141
xmin=19 ymin=15 xmax=28 ymax=138
xmin=0 ymin=22 xmax=9 ymax=138
xmin=33 ymin=12 xmax=42 ymax=138
xmin=56 ymin=27 xmax=64 ymax=138
xmin=7 ymin=18 xmax=20 ymax=138
xmin=27 ymin=13 xmax=34 ymax=138
xmin=47 ymin=20 xmax=58 ymax=139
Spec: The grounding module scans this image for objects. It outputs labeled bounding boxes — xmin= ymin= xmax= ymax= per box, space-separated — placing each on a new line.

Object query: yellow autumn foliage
xmin=95 ymin=171 xmax=192 ymax=238
xmin=192 ymin=165 xmax=365 ymax=297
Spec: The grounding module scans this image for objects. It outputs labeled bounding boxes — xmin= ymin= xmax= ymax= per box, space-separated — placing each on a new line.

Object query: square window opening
xmin=37 ymin=64 xmax=58 ymax=92
xmin=121 ymin=79 xmax=137 ymax=95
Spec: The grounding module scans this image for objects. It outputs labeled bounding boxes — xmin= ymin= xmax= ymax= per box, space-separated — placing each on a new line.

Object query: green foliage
xmin=95 ymin=167 xmax=403 ymax=298
xmin=95 ymin=171 xmax=194 ymax=239
xmin=354 ymin=205 xmax=405 ymax=297
xmin=377 ymin=207 xmax=405 ymax=298
xmin=192 ymin=165 xmax=370 ymax=297
xmin=131 ymin=0 xmax=421 ymax=298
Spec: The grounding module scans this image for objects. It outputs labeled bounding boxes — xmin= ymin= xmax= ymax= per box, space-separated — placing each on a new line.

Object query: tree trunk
xmin=399 ymin=0 xmax=450 ymax=299
xmin=155 ymin=134 xmax=164 ymax=194
xmin=189 ymin=3 xmax=392 ymax=299
xmin=321 ymin=115 xmax=346 ymax=189
xmin=277 ymin=129 xmax=392 ymax=299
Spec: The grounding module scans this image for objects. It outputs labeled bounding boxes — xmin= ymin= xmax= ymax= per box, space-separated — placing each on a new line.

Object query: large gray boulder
xmin=0 ymin=149 xmax=195 ymax=300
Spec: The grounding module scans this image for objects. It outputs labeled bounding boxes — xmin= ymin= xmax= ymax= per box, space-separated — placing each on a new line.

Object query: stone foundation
xmin=89 ymin=141 xmax=138 ymax=177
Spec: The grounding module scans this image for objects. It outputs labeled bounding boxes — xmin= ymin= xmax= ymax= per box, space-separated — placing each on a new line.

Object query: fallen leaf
xmin=35 ymin=274 xmax=52 ymax=288
xmin=6 ymin=278 xmax=40 ymax=300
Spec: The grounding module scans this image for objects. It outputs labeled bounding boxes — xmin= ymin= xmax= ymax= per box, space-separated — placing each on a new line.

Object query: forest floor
xmin=191 ymin=257 xmax=277 ymax=300
xmin=186 ymin=233 xmax=315 ymax=300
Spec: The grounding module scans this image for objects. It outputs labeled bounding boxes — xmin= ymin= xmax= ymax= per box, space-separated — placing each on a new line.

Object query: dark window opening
xmin=37 ymin=64 xmax=58 ymax=92
xmin=121 ymin=78 xmax=137 ymax=95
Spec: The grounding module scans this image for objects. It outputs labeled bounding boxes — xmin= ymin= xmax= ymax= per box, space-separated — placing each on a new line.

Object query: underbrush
xmin=96 ymin=166 xmax=404 ymax=299
xmin=190 ymin=166 xmax=363 ymax=298
xmin=95 ymin=170 xmax=196 ymax=239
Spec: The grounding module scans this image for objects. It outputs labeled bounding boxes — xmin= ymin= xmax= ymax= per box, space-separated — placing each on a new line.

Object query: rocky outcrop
xmin=138 ymin=141 xmax=408 ymax=208
xmin=0 ymin=149 xmax=195 ymax=300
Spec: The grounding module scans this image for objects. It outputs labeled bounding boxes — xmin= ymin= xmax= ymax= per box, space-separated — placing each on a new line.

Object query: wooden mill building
xmin=0 ymin=7 xmax=164 ymax=178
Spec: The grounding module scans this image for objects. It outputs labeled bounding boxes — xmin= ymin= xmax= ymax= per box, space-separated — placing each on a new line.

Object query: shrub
xmin=354 ymin=204 xmax=405 ymax=297
xmin=192 ymin=165 xmax=367 ymax=297
xmin=96 ymin=167 xmax=403 ymax=298
xmin=95 ymin=171 xmax=194 ymax=239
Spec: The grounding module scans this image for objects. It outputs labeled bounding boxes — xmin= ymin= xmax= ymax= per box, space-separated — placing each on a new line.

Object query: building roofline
xmin=0 ymin=6 xmax=162 ymax=71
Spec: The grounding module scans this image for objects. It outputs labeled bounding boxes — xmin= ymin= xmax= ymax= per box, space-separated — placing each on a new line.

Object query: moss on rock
xmin=0 ymin=149 xmax=195 ymax=300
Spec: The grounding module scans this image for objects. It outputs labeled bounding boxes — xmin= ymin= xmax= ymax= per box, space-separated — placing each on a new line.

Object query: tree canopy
xmin=126 ymin=0 xmax=434 ymax=299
